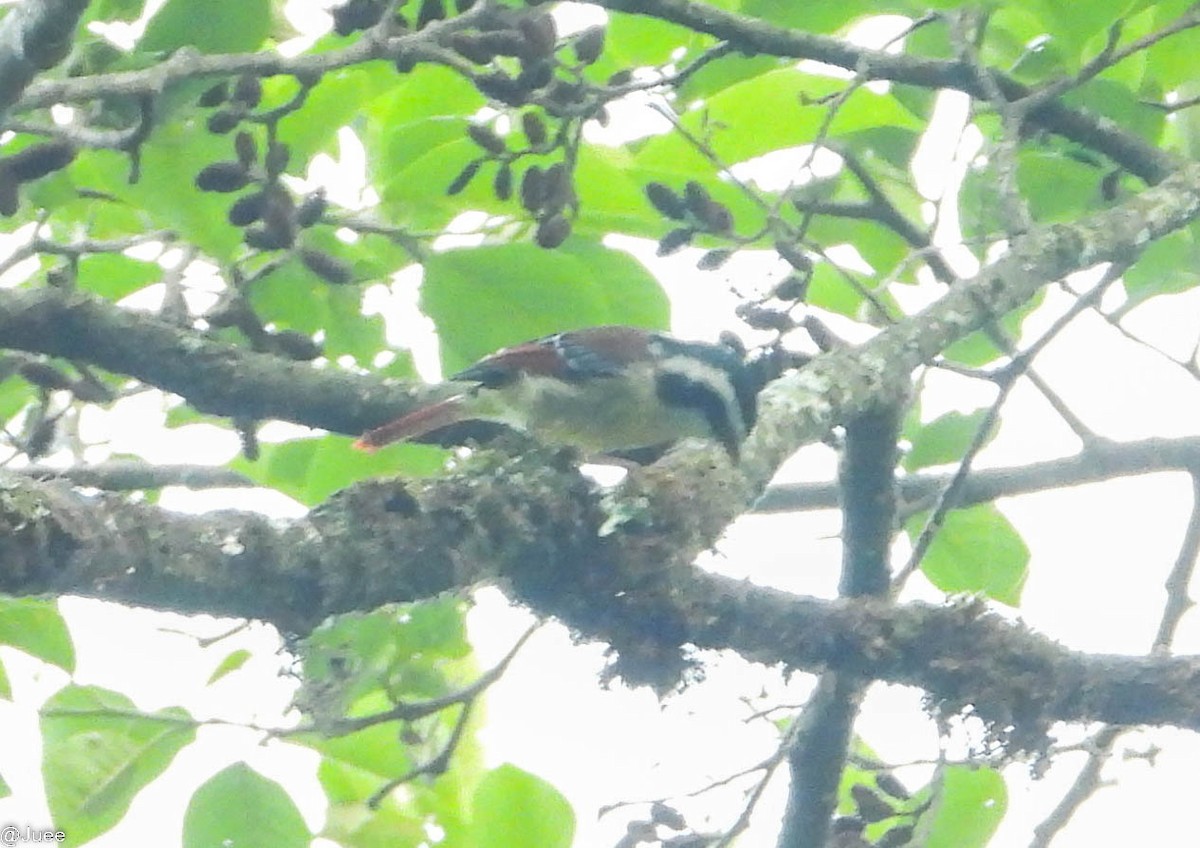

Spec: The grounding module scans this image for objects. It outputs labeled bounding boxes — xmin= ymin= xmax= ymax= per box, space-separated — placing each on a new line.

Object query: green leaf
xmin=77 ymin=253 xmax=161 ymax=300
xmin=183 ymin=763 xmax=310 ymax=848
xmin=42 ymin=685 xmax=195 ymax=845
xmin=206 ymin=648 xmax=251 ymax=685
xmin=1063 ymin=79 xmax=1164 ymax=144
xmin=1017 ymin=150 xmax=1103 ymax=222
xmin=903 ymin=409 xmax=991 ymax=472
xmin=231 ymin=437 xmax=447 ymax=506
xmin=1123 ymin=228 xmax=1200 ymax=304
xmin=421 ymin=242 xmax=669 ymax=374
xmin=140 ymin=0 xmax=271 ymax=54
xmin=75 ymin=127 xmax=243 ymax=259
xmin=909 ymin=504 xmax=1029 ymax=606
xmin=0 ymin=597 xmax=75 ymax=671
xmin=467 ymin=764 xmax=575 ymax=848
xmin=916 ymin=766 xmax=1007 ymax=848
xmin=0 ymin=658 xmax=10 ymax=700
xmin=636 ymin=68 xmax=919 ymax=171
xmin=0 ymin=378 xmax=34 ymax=428
xmin=278 ymin=65 xmax=396 ymax=163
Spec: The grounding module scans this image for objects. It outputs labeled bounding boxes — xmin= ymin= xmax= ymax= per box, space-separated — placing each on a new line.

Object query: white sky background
xmin=3 ymin=2 xmax=1200 ymax=846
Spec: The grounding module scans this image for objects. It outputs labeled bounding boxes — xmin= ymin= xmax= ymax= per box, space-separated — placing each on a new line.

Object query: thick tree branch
xmin=4 ymin=467 xmax=1200 ymax=745
xmin=0 ymin=287 xmax=436 ymax=437
xmin=0 ymin=0 xmax=89 ymax=118
xmin=780 ymin=404 xmax=902 ymax=847
xmin=755 ymin=436 xmax=1200 ymax=514
xmin=595 ymin=0 xmax=1181 ymax=183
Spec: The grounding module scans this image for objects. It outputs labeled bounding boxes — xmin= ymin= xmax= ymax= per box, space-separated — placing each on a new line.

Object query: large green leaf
xmin=903 ymin=409 xmax=992 ymax=472
xmin=42 ymin=685 xmax=195 ymax=844
xmin=183 ymin=763 xmax=310 ymax=848
xmin=916 ymin=766 xmax=1007 ymax=848
xmin=140 ymin=0 xmax=271 ymax=54
xmin=231 ymin=436 xmax=448 ymax=506
xmin=467 ymin=764 xmax=575 ymax=848
xmin=0 ymin=597 xmax=75 ymax=672
xmin=909 ymin=504 xmax=1029 ymax=606
xmin=636 ymin=68 xmax=920 ymax=171
xmin=1123 ymin=227 xmax=1200 ymax=304
xmin=421 ymin=241 xmax=669 ymax=374
xmin=741 ymin=0 xmax=886 ymax=33
xmin=77 ymin=253 xmax=161 ymax=300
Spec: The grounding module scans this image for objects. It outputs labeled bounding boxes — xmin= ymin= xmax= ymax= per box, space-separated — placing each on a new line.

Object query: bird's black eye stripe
xmin=655 ymin=370 xmax=741 ymax=457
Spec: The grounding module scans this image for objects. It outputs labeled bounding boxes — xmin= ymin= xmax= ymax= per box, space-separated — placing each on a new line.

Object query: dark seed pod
xmin=70 ymin=373 xmax=115 ymax=403
xmin=244 ymin=224 xmax=291 ymax=250
xmin=874 ymin=773 xmax=910 ymax=801
xmin=271 ymin=329 xmax=323 ymax=361
xmin=296 ymin=190 xmax=327 ymax=228
xmin=394 ymin=49 xmax=417 ymax=74
xmin=516 ymin=59 xmax=553 ymax=92
xmin=25 ymin=416 xmax=56 ymax=460
xmin=6 ymin=141 xmax=76 ymax=182
xmin=476 ymin=71 xmax=525 ymax=105
xmin=520 ymin=165 xmax=545 ymax=211
xmin=234 ymin=131 xmax=257 ymax=167
xmin=850 ymin=785 xmax=894 ymax=824
xmin=700 ymin=200 xmax=733 ymax=233
xmin=877 ymin=825 xmax=914 ymax=848
xmin=447 ymin=158 xmax=482 ymax=195
xmin=19 ymin=361 xmax=73 ymax=391
xmin=467 ymin=123 xmax=506 ymax=155
xmin=0 ymin=169 xmax=18 ymax=217
xmin=206 ymin=297 xmax=259 ymax=332
xmin=228 ymin=191 xmax=267 ymax=226
xmin=697 ymin=248 xmax=733 ymax=270
xmin=772 ymin=274 xmax=807 ymax=301
xmin=1101 ymin=168 xmax=1121 ymax=201
xmin=415 ymin=0 xmax=446 ymax=29
xmin=573 ymin=26 xmax=605 ymax=64
xmin=541 ymin=162 xmax=570 ymax=211
xmin=518 ymin=12 xmax=557 ymax=59
xmin=455 ymin=0 xmax=476 ymax=10
xmin=477 ymin=30 xmax=529 ymax=58
xmin=206 ymin=109 xmax=241 ymax=134
xmin=775 ymin=239 xmax=812 ymax=274
xmin=591 ymin=106 xmax=610 ymax=127
xmin=196 ymin=161 xmax=252 ymax=192
xmin=683 ymin=180 xmax=712 ymax=216
xmin=645 ymin=182 xmax=687 ymax=220
xmin=650 ymin=803 xmax=687 ymax=831
xmin=656 ymin=226 xmax=693 ymax=257
xmin=739 ymin=303 xmax=796 ymax=332
xmin=449 ymin=32 xmax=496 ymax=64
xmin=301 ymin=248 xmax=354 ymax=285
xmin=232 ymin=74 xmax=262 ymax=108
xmin=265 ymin=141 xmax=291 ymax=178
xmin=535 ymin=213 xmax=570 ymax=248
xmin=606 ymin=69 xmax=633 ymax=86
xmin=260 ymin=186 xmax=296 ymax=245
xmin=545 ymin=78 xmax=584 ymax=106
xmin=332 ymin=0 xmax=384 ymax=34
xmin=494 ymin=162 xmax=513 ymax=200
xmin=198 ymin=81 xmax=230 ymax=107
xmin=521 ymin=112 xmax=547 ymax=147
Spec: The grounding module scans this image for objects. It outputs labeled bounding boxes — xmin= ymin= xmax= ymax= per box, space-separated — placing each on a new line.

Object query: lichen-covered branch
xmin=5 ymin=466 xmax=1200 ymax=745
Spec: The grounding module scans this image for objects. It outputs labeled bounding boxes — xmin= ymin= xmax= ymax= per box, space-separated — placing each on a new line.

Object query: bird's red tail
xmin=353 ymin=396 xmax=467 ymax=451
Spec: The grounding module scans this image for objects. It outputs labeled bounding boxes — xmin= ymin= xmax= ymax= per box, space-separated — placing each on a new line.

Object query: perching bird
xmin=354 ymin=325 xmax=769 ymax=461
